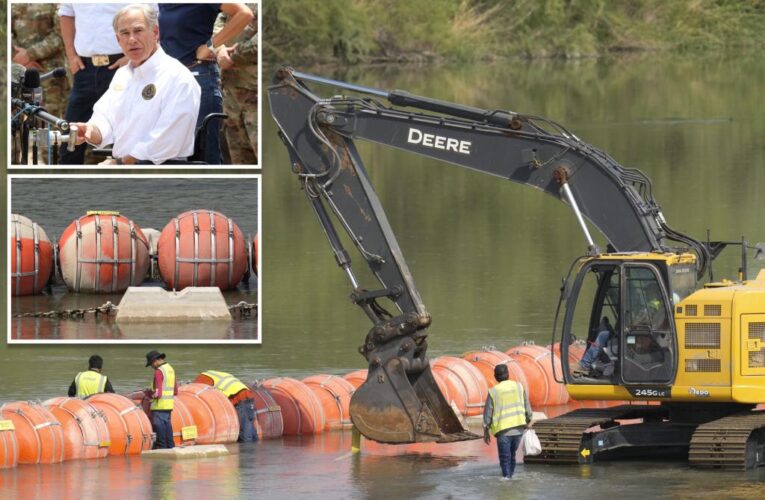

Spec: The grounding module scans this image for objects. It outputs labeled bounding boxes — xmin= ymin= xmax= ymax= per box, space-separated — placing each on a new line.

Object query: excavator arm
xmin=268 ymin=67 xmax=708 ymax=444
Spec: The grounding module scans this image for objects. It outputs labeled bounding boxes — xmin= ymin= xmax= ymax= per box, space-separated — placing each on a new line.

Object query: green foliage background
xmin=264 ymin=0 xmax=765 ymax=65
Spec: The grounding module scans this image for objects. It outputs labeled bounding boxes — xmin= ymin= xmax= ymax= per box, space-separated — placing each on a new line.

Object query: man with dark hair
xmin=482 ymin=363 xmax=533 ymax=479
xmin=145 ymin=350 xmax=178 ymax=449
xmin=68 ymin=354 xmax=115 ymax=397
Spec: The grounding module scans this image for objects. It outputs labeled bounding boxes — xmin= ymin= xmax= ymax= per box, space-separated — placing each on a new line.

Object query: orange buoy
xmin=431 ymin=370 xmax=454 ymax=410
xmin=250 ymin=386 xmax=283 ymax=439
xmin=178 ymin=383 xmax=239 ymax=444
xmin=87 ymin=393 xmax=152 ymax=455
xmin=262 ymin=377 xmax=326 ymax=435
xmin=302 ymin=374 xmax=355 ymax=430
xmin=462 ymin=350 xmax=528 ymax=392
xmin=128 ymin=391 xmax=197 ymax=447
xmin=0 ymin=402 xmax=64 ymax=464
xmin=42 ymin=397 xmax=110 ymax=460
xmin=342 ymin=369 xmax=367 ymax=389
xmin=432 ymin=356 xmax=489 ymax=417
xmin=157 ymin=210 xmax=247 ymax=290
xmin=58 ymin=212 xmax=150 ymax=293
xmin=506 ymin=344 xmax=569 ymax=406
xmin=0 ymin=418 xmax=19 ymax=469
xmin=10 ymin=214 xmax=54 ymax=296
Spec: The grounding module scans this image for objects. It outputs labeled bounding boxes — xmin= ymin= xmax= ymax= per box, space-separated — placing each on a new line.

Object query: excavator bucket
xmin=349 ymin=356 xmax=479 ymax=444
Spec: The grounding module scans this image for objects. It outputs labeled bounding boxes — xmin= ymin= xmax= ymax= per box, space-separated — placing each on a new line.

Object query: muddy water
xmin=2 ymin=51 xmax=765 ymax=497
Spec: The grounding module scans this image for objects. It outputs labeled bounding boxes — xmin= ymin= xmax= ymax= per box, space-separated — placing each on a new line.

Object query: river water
xmin=2 ymin=52 xmax=765 ymax=496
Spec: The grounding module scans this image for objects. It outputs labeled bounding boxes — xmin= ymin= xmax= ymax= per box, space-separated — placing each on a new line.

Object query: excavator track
xmin=689 ymin=410 xmax=765 ymax=470
xmin=525 ymin=405 xmax=661 ymax=464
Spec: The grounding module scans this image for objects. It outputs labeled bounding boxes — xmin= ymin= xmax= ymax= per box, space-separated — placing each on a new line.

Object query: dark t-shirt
xmin=159 ymin=4 xmax=222 ymax=66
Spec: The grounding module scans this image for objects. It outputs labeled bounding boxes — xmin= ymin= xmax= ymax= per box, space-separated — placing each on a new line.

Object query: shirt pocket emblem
xmin=142 ymin=84 xmax=157 ymax=100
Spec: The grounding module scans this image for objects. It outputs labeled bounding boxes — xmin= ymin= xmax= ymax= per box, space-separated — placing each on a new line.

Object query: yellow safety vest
xmin=488 ymin=380 xmax=527 ymax=436
xmin=75 ymin=370 xmax=107 ymax=397
xmin=150 ymin=363 xmax=175 ymax=411
xmin=202 ymin=370 xmax=248 ymax=398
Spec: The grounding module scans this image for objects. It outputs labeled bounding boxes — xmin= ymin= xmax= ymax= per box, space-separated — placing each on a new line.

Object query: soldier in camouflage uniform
xmin=214 ymin=4 xmax=258 ymax=165
xmin=11 ymin=3 xmax=70 ymax=119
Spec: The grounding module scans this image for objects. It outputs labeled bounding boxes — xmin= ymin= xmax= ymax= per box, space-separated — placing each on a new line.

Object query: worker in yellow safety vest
xmin=68 ymin=355 xmax=115 ymax=397
xmin=194 ymin=370 xmax=257 ymax=442
xmin=145 ymin=350 xmax=177 ymax=449
xmin=482 ymin=363 xmax=533 ymax=478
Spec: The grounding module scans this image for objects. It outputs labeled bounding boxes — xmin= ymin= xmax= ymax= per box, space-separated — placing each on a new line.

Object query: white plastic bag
xmin=520 ymin=429 xmax=542 ymax=456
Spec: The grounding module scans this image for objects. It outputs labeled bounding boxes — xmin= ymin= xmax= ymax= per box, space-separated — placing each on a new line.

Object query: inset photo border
xmin=8 ymin=1 xmax=261 ymax=168
xmin=8 ymin=174 xmax=261 ymax=344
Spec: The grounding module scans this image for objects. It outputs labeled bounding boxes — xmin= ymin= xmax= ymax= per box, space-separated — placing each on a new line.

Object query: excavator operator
xmin=574 ymin=316 xmax=616 ymax=376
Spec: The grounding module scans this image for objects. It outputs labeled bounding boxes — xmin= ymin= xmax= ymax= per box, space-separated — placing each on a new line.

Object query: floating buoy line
xmin=1 ymin=341 xmax=654 ymax=470
xmin=11 ymin=210 xmax=259 ymax=297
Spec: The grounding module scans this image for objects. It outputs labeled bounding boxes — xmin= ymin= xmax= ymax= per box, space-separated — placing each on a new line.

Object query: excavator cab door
xmin=620 ymin=264 xmax=676 ymax=385
xmin=560 ymin=258 xmax=677 ymax=387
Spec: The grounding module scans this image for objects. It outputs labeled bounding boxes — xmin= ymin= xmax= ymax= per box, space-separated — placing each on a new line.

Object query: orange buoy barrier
xmin=0 ymin=418 xmax=19 ymax=469
xmin=262 ymin=377 xmax=326 ymax=435
xmin=302 ymin=374 xmax=356 ymax=430
xmin=42 ymin=397 xmax=110 ymax=460
xmin=432 ymin=356 xmax=489 ymax=417
xmin=157 ymin=210 xmax=247 ymax=290
xmin=0 ymin=402 xmax=64 ymax=464
xmin=462 ymin=350 xmax=528 ymax=392
xmin=10 ymin=214 xmax=54 ymax=296
xmin=506 ymin=344 xmax=569 ymax=406
xmin=250 ymin=386 xmax=283 ymax=439
xmin=58 ymin=212 xmax=150 ymax=293
xmin=178 ymin=384 xmax=239 ymax=444
xmin=128 ymin=391 xmax=197 ymax=447
xmin=88 ymin=393 xmax=153 ymax=455
xmin=342 ymin=369 xmax=367 ymax=389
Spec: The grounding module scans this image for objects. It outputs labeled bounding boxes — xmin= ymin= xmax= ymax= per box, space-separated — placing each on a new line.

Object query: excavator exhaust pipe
xmin=349 ymin=337 xmax=478 ymax=444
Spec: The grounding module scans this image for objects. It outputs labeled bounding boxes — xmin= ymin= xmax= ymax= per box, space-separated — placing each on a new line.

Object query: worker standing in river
xmin=483 ymin=364 xmax=533 ymax=479
xmin=145 ymin=350 xmax=177 ymax=449
xmin=68 ymin=355 xmax=115 ymax=397
xmin=194 ymin=370 xmax=257 ymax=442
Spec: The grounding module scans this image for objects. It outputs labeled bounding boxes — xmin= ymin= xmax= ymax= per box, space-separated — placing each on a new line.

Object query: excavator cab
xmin=557 ymin=253 xmax=696 ymax=392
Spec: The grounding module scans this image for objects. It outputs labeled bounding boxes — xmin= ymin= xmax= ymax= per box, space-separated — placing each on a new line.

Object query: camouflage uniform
xmin=214 ymin=5 xmax=258 ymax=165
xmin=11 ymin=4 xmax=70 ymax=119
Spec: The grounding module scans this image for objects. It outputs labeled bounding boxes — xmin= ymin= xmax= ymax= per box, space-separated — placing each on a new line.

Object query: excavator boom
xmin=268 ymin=67 xmax=708 ymax=444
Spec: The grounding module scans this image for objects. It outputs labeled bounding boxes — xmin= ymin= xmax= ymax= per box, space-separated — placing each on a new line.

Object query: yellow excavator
xmin=269 ymin=67 xmax=765 ymax=469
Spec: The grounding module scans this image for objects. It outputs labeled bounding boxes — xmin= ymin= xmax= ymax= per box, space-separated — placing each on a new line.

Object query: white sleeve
xmin=129 ymin=75 xmax=201 ymax=163
xmin=88 ymin=89 xmax=116 ymax=148
xmin=58 ymin=3 xmax=74 ymax=17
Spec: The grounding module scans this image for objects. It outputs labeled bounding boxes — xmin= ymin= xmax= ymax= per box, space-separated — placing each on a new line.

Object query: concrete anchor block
xmin=116 ymin=286 xmax=232 ymax=322
xmin=141 ymin=444 xmax=230 ymax=459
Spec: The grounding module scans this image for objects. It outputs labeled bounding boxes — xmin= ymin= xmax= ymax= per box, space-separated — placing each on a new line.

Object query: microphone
xmin=40 ymin=67 xmax=67 ymax=82
xmin=23 ymin=68 xmax=40 ymax=88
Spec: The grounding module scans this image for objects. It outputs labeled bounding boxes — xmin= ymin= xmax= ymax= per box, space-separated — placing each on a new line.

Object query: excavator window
xmin=563 ymin=260 xmax=676 ymax=386
xmin=622 ymin=265 xmax=675 ymax=384
xmin=668 ymin=263 xmax=697 ymax=303
xmin=565 ymin=263 xmax=621 ymax=384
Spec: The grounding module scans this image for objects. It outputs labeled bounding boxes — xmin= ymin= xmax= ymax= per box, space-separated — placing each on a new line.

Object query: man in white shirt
xmin=58 ymin=3 xmax=131 ymax=164
xmin=73 ymin=4 xmax=201 ymax=165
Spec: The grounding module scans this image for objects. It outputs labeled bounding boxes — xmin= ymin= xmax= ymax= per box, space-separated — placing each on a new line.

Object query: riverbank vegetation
xmin=264 ymin=0 xmax=765 ymax=65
